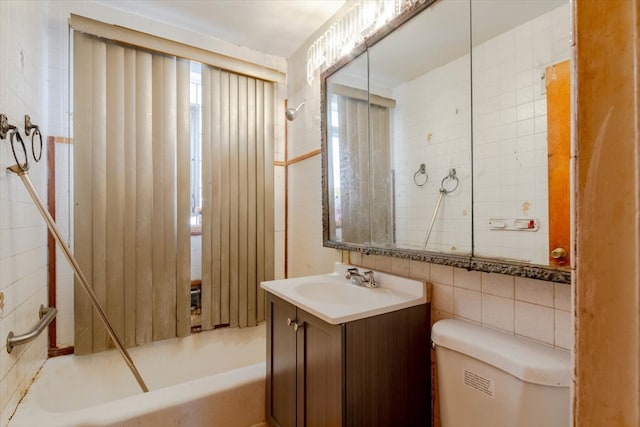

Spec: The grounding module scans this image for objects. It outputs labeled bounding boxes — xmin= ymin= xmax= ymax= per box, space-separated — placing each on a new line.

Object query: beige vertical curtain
xmin=369 ymin=104 xmax=393 ymax=245
xmin=200 ymin=66 xmax=274 ymax=329
xmin=73 ymin=32 xmax=191 ymax=354
xmin=334 ymin=96 xmax=392 ymax=244
xmin=337 ymin=96 xmax=371 ymax=243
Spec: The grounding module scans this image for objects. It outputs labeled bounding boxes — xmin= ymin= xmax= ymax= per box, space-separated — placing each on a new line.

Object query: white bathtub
xmin=8 ymin=324 xmax=267 ymax=427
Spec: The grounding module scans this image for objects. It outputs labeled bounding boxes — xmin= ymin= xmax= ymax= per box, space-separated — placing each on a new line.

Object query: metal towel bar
xmin=7 ymin=305 xmax=57 ymax=353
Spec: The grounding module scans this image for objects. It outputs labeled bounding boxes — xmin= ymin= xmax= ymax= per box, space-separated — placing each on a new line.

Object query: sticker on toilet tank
xmin=463 ymin=369 xmax=495 ymax=398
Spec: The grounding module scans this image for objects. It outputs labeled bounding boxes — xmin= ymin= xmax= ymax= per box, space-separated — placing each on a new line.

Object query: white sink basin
xmin=294 ymin=280 xmax=393 ymax=305
xmin=295 ymin=280 xmax=363 ymax=305
xmin=261 ymin=263 xmax=428 ymax=324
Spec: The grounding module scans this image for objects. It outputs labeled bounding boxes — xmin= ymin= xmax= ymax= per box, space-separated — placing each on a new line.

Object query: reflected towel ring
xmin=440 ymin=168 xmax=459 ymax=194
xmin=413 ymin=163 xmax=428 ymax=187
xmin=9 ymin=130 xmax=29 ymax=172
xmin=25 ymin=115 xmax=42 ymax=162
xmin=30 ymin=128 xmax=42 ymax=162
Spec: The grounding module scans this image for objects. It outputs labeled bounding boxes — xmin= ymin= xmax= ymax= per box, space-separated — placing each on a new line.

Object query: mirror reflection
xmin=471 ymin=0 xmax=570 ymax=266
xmin=326 ymin=52 xmax=370 ymax=243
xmin=326 ymin=0 xmax=472 ymax=253
xmin=368 ymin=0 xmax=472 ymax=253
xmin=322 ymin=0 xmax=571 ymax=276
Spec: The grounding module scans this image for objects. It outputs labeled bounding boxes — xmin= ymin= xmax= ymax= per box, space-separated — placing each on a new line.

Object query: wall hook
xmin=0 ymin=114 xmax=16 ymax=140
xmin=24 ymin=115 xmax=38 ymax=136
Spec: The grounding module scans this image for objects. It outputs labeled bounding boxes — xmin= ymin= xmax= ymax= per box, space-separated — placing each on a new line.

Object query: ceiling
xmin=95 ymin=0 xmax=346 ymax=59
xmin=369 ymin=0 xmax=567 ymax=88
xmin=329 ymin=0 xmax=567 ymax=92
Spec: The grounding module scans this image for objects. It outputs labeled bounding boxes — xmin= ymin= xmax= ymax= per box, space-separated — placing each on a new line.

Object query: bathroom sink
xmin=261 ymin=263 xmax=428 ymax=324
xmin=294 ymin=280 xmax=363 ymax=305
xmin=294 ymin=280 xmax=392 ymax=305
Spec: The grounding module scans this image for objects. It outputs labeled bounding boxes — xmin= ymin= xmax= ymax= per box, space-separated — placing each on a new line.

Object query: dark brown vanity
xmin=265 ymin=292 xmax=430 ymax=427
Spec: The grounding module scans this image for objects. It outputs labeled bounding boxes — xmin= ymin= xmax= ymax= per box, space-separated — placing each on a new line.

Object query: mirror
xmin=368 ymin=0 xmax=472 ymax=254
xmin=321 ymin=0 xmax=571 ymax=283
xmin=471 ymin=0 xmax=570 ymax=267
xmin=326 ymin=52 xmax=371 ymax=244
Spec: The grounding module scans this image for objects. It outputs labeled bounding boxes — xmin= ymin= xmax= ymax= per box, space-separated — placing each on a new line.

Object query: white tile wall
xmin=453 ymin=268 xmax=481 ymax=291
xmin=287 ymin=157 xmax=341 ymax=277
xmin=286 ymin=17 xmax=343 ymax=278
xmin=392 ymin=56 xmax=472 ymax=253
xmin=515 ymin=276 xmax=554 ymax=306
xmin=473 ymin=3 xmax=571 ymax=264
xmin=481 ymin=293 xmax=514 ymax=333
xmin=480 ymin=271 xmax=514 ymax=298
xmin=453 ymin=287 xmax=482 ymax=323
xmin=515 ymin=301 xmax=555 ymax=344
xmin=0 ymin=1 xmax=51 ymax=425
xmin=355 ymin=252 xmax=571 ymax=351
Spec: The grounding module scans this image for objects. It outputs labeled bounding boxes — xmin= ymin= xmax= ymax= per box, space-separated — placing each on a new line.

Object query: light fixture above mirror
xmin=306 ymin=0 xmax=434 ymax=85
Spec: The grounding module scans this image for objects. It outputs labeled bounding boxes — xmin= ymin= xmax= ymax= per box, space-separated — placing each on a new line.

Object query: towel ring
xmin=9 ymin=130 xmax=29 ymax=172
xmin=30 ymin=128 xmax=42 ymax=162
xmin=25 ymin=115 xmax=42 ymax=162
xmin=413 ymin=163 xmax=428 ymax=187
xmin=440 ymin=168 xmax=459 ymax=194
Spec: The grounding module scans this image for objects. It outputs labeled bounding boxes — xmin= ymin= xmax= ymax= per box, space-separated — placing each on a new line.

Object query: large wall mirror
xmin=321 ymin=0 xmax=571 ymax=283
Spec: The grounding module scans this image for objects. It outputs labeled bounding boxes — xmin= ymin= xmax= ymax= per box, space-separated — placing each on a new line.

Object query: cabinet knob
xmin=287 ymin=317 xmax=301 ymax=332
xmin=551 ymin=247 xmax=567 ymax=259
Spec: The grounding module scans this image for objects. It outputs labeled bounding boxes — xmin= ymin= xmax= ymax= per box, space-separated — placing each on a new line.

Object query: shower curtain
xmin=73 ymin=32 xmax=191 ymax=354
xmin=333 ymin=95 xmax=393 ymax=245
xmin=200 ymin=66 xmax=275 ymax=329
xmin=72 ymin=18 xmax=277 ymax=354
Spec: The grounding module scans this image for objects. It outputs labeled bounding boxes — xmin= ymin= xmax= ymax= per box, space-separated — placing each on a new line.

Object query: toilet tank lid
xmin=432 ymin=319 xmax=570 ymax=387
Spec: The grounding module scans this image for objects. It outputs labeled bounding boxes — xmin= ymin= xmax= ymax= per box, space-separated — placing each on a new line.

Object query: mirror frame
xmin=320 ymin=0 xmax=571 ymax=284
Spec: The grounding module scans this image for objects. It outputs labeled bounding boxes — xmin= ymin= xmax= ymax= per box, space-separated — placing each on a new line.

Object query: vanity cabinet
xmin=266 ymin=292 xmax=430 ymax=427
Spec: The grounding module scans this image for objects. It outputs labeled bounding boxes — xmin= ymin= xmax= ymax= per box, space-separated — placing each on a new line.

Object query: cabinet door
xmin=267 ymin=294 xmax=298 ymax=427
xmin=296 ymin=309 xmax=343 ymax=427
xmin=344 ymin=304 xmax=430 ymax=426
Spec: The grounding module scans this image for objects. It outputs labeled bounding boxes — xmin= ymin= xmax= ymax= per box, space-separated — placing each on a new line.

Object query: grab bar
xmin=6 ymin=164 xmax=149 ymax=393
xmin=7 ymin=305 xmax=57 ymax=353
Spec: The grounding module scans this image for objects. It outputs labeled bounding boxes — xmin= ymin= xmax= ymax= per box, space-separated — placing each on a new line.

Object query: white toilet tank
xmin=432 ymin=319 xmax=570 ymax=427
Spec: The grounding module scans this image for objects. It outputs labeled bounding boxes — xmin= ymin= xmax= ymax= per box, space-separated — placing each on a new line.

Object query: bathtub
xmin=8 ymin=324 xmax=267 ymax=427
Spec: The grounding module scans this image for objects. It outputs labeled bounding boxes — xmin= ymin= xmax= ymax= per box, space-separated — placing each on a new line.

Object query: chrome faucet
xmin=345 ymin=267 xmax=378 ymax=288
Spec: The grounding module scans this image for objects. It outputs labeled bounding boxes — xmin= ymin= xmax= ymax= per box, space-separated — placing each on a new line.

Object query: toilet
xmin=431 ymin=319 xmax=570 ymax=427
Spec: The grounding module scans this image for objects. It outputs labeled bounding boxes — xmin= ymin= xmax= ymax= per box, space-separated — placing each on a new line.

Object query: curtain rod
xmin=69 ymin=14 xmax=286 ymax=84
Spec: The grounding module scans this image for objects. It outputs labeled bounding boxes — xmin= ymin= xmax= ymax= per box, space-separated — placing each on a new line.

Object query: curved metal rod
xmin=422 ymin=190 xmax=445 ymax=250
xmin=423 ymin=169 xmax=460 ymax=249
xmin=7 ymin=305 xmax=57 ymax=353
xmin=6 ymin=165 xmax=149 ymax=393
